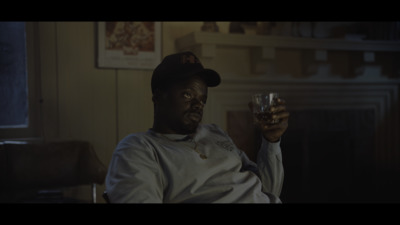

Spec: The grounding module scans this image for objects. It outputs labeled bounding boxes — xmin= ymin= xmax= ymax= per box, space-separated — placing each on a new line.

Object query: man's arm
xmin=247 ymin=97 xmax=289 ymax=202
xmin=105 ymin=135 xmax=164 ymax=203
xmin=257 ymin=136 xmax=284 ymax=198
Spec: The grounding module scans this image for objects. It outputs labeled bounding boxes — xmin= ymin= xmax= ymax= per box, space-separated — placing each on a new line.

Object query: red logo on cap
xmin=181 ymin=54 xmax=200 ymax=64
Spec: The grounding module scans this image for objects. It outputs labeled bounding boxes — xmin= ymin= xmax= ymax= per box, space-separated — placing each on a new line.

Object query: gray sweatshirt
xmin=105 ymin=123 xmax=284 ymax=203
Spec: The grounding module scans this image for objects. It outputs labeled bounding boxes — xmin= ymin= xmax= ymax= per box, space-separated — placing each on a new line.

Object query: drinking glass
xmin=251 ymin=92 xmax=279 ymax=124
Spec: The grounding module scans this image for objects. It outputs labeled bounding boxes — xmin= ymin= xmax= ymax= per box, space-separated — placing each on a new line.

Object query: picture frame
xmin=97 ymin=22 xmax=162 ymax=70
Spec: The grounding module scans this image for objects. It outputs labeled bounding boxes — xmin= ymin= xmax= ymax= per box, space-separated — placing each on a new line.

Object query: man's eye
xmin=183 ymin=92 xmax=192 ymax=100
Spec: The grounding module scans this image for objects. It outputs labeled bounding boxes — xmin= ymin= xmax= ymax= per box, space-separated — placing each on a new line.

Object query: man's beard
xmin=179 ymin=110 xmax=203 ymax=134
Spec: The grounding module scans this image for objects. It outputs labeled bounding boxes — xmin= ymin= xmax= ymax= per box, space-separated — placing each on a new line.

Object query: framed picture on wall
xmin=97 ymin=22 xmax=162 ymax=69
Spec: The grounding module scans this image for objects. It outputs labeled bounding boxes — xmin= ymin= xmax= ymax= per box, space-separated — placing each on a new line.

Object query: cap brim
xmin=195 ymin=69 xmax=221 ymax=87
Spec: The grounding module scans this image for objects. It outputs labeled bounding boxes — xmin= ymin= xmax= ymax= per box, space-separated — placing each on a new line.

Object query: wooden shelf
xmin=176 ymin=31 xmax=400 ymax=77
xmin=176 ymin=31 xmax=400 ymax=54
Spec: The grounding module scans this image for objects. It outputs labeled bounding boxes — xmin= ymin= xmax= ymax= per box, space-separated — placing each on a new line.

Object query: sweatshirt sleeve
xmin=105 ymin=135 xmax=164 ymax=203
xmin=256 ymin=136 xmax=284 ymax=201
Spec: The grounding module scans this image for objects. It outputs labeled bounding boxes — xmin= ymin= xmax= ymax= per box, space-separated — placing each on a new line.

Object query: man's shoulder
xmin=120 ymin=131 xmax=148 ymax=141
xmin=117 ymin=131 xmax=154 ymax=149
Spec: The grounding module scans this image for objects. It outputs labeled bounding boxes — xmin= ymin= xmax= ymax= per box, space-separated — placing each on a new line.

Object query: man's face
xmin=156 ymin=76 xmax=208 ymax=134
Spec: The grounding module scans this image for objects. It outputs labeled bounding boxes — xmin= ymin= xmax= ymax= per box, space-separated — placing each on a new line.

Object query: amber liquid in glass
xmin=254 ymin=111 xmax=276 ymax=124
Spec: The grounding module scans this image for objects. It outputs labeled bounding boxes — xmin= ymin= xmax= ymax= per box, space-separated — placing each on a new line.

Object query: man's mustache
xmin=186 ymin=110 xmax=203 ymax=117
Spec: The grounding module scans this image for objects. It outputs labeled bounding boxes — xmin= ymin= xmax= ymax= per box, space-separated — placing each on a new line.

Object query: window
xmin=0 ymin=22 xmax=28 ymax=128
xmin=0 ymin=22 xmax=41 ymax=140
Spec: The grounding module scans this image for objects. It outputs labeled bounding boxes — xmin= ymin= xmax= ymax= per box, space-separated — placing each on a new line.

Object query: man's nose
xmin=191 ymin=98 xmax=204 ymax=110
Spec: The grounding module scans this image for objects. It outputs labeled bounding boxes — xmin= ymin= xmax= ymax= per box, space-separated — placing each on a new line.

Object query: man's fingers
xmin=272 ymin=111 xmax=290 ymax=121
xmin=276 ymin=98 xmax=286 ymax=105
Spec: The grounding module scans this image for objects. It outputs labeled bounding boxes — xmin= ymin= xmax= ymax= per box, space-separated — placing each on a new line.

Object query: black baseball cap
xmin=151 ymin=51 xmax=221 ymax=93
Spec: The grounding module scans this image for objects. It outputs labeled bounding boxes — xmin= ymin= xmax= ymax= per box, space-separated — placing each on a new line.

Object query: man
xmin=105 ymin=51 xmax=289 ymax=203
